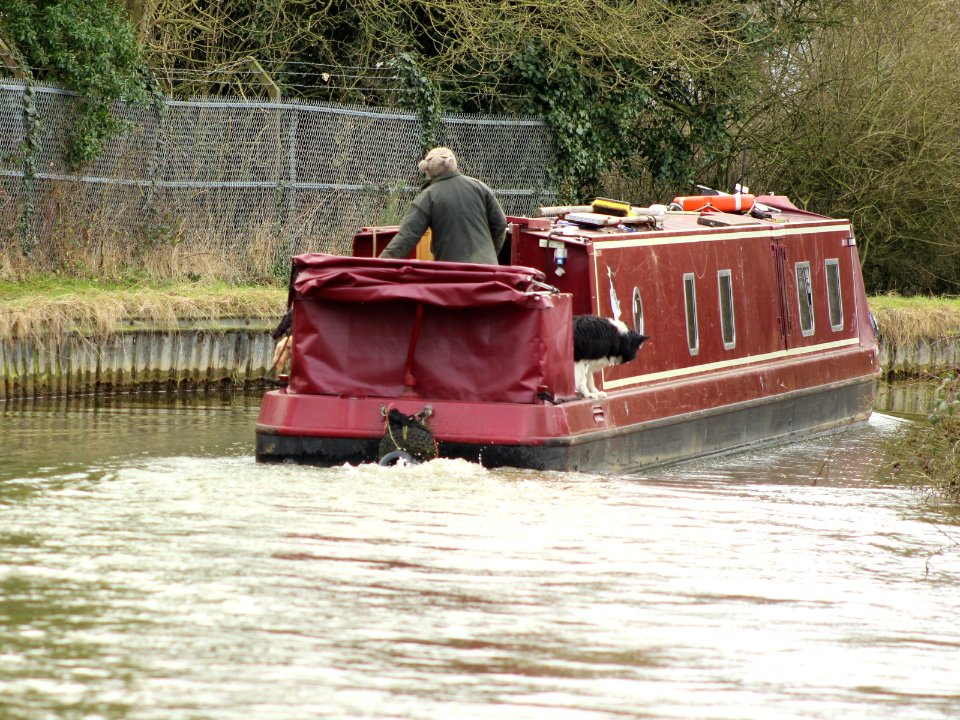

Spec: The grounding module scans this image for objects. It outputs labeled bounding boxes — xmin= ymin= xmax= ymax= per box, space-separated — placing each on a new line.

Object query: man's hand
xmin=272 ymin=335 xmax=292 ymax=372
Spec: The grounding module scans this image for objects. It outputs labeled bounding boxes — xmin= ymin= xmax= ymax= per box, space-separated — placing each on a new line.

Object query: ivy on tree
xmin=1 ymin=0 xmax=148 ymax=169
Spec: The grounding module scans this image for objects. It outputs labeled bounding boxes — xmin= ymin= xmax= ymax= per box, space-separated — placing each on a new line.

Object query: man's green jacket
xmin=380 ymin=172 xmax=507 ymax=264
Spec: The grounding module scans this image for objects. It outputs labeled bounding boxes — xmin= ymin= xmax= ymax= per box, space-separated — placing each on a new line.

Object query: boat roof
xmin=516 ymin=194 xmax=850 ymax=245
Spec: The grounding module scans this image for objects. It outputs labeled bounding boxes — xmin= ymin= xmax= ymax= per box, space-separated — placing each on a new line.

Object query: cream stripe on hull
xmin=603 ymin=337 xmax=862 ymax=390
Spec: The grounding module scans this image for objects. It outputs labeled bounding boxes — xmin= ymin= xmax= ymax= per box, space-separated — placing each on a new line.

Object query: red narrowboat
xmin=255 ymin=194 xmax=880 ymax=472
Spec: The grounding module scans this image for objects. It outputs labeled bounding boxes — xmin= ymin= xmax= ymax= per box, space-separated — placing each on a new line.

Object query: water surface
xmin=1 ymin=392 xmax=958 ymax=719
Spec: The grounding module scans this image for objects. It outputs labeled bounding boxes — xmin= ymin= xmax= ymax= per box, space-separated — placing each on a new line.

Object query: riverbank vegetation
xmin=869 ymin=295 xmax=960 ymax=347
xmin=882 ymin=373 xmax=960 ymax=505
xmin=872 ymin=292 xmax=960 ymax=504
xmin=872 ymin=294 xmax=960 ymax=504
xmin=0 ymin=278 xmax=283 ymax=341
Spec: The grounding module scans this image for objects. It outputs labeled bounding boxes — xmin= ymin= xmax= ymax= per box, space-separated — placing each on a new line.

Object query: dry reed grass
xmin=0 ymin=181 xmax=292 ymax=285
xmin=0 ymin=180 xmax=322 ymax=343
xmin=0 ymin=283 xmax=286 ymax=342
xmin=868 ymin=295 xmax=960 ymax=348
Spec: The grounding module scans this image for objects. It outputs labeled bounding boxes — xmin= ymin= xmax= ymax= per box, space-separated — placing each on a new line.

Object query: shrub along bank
xmin=880 ymin=373 xmax=960 ymax=506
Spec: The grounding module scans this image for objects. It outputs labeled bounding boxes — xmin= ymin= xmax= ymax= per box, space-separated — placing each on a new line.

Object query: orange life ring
xmin=672 ymin=194 xmax=755 ymax=213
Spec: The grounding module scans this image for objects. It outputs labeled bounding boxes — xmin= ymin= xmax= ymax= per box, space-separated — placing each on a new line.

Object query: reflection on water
xmin=873 ymin=379 xmax=941 ymax=419
xmin=1 ymin=389 xmax=959 ymax=719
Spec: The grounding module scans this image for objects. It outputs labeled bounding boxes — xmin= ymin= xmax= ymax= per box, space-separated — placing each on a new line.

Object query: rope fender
xmin=377 ymin=406 xmax=438 ymax=464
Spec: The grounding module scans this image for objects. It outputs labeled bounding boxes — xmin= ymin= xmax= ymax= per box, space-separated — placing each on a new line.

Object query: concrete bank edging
xmin=1 ymin=321 xmax=957 ymax=400
xmin=878 ymin=336 xmax=960 ymax=379
xmin=1 ymin=320 xmax=276 ymax=401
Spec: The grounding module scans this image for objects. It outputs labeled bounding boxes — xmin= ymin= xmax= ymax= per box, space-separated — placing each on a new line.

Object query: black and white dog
xmin=573 ymin=315 xmax=649 ymax=399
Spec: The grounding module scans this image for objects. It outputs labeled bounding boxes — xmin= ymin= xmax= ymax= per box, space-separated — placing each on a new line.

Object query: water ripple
xmin=1 ymin=397 xmax=958 ymax=719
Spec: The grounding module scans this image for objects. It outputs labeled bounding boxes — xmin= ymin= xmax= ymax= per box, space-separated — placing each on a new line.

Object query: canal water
xmin=1 ymin=388 xmax=959 ymax=720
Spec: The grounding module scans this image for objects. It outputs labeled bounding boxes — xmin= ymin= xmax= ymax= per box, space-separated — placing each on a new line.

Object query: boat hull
xmin=255 ymin=372 xmax=877 ymax=473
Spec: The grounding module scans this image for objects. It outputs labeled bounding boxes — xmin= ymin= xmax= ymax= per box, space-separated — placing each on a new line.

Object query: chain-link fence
xmin=0 ymin=81 xmax=554 ymax=274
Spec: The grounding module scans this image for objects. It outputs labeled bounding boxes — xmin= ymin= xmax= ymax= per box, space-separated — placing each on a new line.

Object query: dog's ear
xmin=638 ymin=334 xmax=650 ymax=344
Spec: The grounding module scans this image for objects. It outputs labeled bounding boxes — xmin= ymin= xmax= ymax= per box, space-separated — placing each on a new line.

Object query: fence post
xmin=18 ymin=83 xmax=38 ymax=255
xmin=144 ymin=90 xmax=166 ymax=211
xmin=285 ymin=106 xmax=299 ymax=257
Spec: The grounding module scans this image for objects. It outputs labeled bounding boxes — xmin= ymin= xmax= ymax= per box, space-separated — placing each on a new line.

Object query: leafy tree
xmin=742 ymin=0 xmax=960 ymax=293
xmin=139 ymin=0 xmax=825 ymax=201
xmin=0 ymin=0 xmax=149 ymax=168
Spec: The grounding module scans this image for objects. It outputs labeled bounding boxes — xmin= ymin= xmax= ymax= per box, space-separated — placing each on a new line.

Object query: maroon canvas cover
xmin=289 ymin=253 xmax=550 ymax=308
xmin=287 ymin=254 xmax=574 ymax=403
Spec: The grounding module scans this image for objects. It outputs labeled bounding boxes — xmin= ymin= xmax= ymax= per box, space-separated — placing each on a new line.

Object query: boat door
xmin=772 ymin=222 xmax=859 ymax=350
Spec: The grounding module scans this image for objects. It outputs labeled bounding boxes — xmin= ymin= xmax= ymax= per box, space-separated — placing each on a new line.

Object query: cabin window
xmin=795 ymin=262 xmax=815 ymax=336
xmin=718 ymin=270 xmax=736 ymax=349
xmin=825 ymin=259 xmax=844 ymax=331
xmin=683 ymin=273 xmax=699 ymax=356
xmin=632 ymin=287 xmax=644 ymax=335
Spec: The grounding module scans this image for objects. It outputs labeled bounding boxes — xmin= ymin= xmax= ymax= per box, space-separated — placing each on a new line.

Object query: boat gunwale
xmin=255 ymin=370 xmax=879 ymax=448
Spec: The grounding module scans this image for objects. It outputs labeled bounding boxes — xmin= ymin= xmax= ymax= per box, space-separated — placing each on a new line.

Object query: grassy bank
xmin=868 ymin=295 xmax=960 ymax=346
xmin=0 ymin=278 xmax=286 ymax=341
